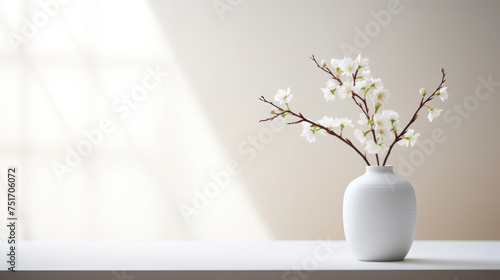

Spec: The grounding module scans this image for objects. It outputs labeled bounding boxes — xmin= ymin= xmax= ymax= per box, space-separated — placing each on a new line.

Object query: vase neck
xmin=366 ymin=166 xmax=393 ymax=173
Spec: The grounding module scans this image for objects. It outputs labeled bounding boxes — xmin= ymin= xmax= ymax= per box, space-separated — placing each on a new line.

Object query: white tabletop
xmin=4 ymin=240 xmax=500 ymax=271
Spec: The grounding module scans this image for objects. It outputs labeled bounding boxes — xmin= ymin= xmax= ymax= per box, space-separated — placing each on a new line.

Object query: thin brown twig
xmin=310 ymin=55 xmax=342 ymax=85
xmin=382 ymin=71 xmax=447 ymax=165
xmin=258 ymin=96 xmax=371 ymax=166
xmin=352 ymin=92 xmax=370 ymax=118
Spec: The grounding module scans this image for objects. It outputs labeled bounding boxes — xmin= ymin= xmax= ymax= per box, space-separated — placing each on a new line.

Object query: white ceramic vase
xmin=343 ymin=166 xmax=416 ymax=261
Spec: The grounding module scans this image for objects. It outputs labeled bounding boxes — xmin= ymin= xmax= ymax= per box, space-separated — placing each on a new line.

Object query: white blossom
xmin=332 ymin=117 xmax=354 ymax=128
xmin=354 ymin=129 xmax=367 ymax=144
xmin=373 ymin=113 xmax=389 ymax=128
xmin=338 ymin=80 xmax=361 ymax=99
xmin=382 ymin=109 xmax=399 ymax=123
xmin=409 ymin=131 xmax=420 ymax=146
xmin=373 ymin=113 xmax=392 ymax=141
xmin=332 ymin=117 xmax=353 ymax=137
xmin=392 ymin=120 xmax=402 ymax=132
xmin=427 ymin=107 xmax=443 ymax=122
xmin=356 ymin=54 xmax=369 ymax=68
xmin=321 ymin=88 xmax=335 ymax=102
xmin=381 ymin=109 xmax=400 ymax=133
xmin=357 ymin=113 xmax=369 ymax=125
xmin=301 ymin=122 xmax=317 ymax=143
xmin=365 ymin=140 xmax=379 ymax=154
xmin=321 ymin=79 xmax=339 ymax=102
xmin=361 ymin=70 xmax=373 ymax=82
xmin=330 ymin=58 xmax=342 ymax=69
xmin=375 ymin=125 xmax=394 ymax=142
xmin=436 ymin=87 xmax=448 ymax=101
xmin=318 ymin=116 xmax=335 ymax=132
xmin=398 ymin=129 xmax=421 ymax=147
xmin=371 ymin=77 xmax=384 ymax=89
xmin=365 ymin=140 xmax=388 ymax=154
xmin=274 ymin=87 xmax=293 ymax=105
xmin=371 ymin=88 xmax=390 ymax=105
xmin=339 ymin=57 xmax=359 ymax=77
xmin=355 ymin=79 xmax=368 ymax=91
xmin=326 ymin=79 xmax=338 ymax=89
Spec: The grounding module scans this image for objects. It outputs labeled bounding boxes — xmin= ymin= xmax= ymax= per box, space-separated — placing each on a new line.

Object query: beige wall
xmin=1 ymin=0 xmax=499 ymax=241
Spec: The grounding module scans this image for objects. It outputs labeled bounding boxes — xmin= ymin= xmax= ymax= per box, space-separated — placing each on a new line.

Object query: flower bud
xmin=419 ymin=88 xmax=426 ymax=96
xmin=440 ymin=67 xmax=444 ymax=73
xmin=321 ymin=59 xmax=326 ymax=67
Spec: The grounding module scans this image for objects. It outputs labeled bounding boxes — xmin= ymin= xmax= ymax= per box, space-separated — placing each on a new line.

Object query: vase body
xmin=343 ymin=166 xmax=416 ymax=261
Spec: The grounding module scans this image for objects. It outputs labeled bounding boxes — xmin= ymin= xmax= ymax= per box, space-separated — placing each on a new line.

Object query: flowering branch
xmin=382 ymin=70 xmax=447 ymax=165
xmin=259 ymin=54 xmax=448 ymax=168
xmin=351 ymin=94 xmax=369 ymax=118
xmin=258 ymin=96 xmax=371 ymax=166
xmin=312 ymin=56 xmax=389 ymax=167
xmin=310 ymin=55 xmax=342 ymax=84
